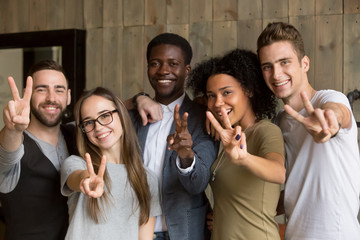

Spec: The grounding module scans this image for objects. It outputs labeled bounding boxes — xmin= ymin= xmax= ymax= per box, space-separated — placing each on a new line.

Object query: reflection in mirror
xmin=0 ymin=47 xmax=63 ymax=129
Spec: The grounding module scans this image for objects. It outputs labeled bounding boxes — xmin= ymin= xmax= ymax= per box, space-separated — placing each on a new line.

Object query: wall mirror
xmin=0 ymin=29 xmax=86 ymax=127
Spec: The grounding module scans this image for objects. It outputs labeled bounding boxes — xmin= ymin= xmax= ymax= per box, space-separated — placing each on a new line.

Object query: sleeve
xmin=60 ymin=155 xmax=87 ymax=196
xmin=146 ymin=168 xmax=162 ymax=217
xmin=0 ymin=143 xmax=24 ymax=193
xmin=255 ymin=121 xmax=285 ymax=159
xmin=175 ymin=107 xmax=218 ymax=195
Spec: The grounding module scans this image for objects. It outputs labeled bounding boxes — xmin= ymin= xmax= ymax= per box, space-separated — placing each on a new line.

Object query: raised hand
xmin=167 ymin=104 xmax=194 ymax=167
xmin=80 ymin=153 xmax=107 ymax=198
xmin=3 ymin=76 xmax=33 ymax=132
xmin=284 ymin=91 xmax=340 ymax=143
xmin=206 ymin=107 xmax=248 ymax=165
xmin=137 ymin=95 xmax=163 ymax=126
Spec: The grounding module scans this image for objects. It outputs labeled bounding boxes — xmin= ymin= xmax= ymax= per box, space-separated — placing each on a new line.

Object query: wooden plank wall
xmin=0 ymin=0 xmax=360 ymax=108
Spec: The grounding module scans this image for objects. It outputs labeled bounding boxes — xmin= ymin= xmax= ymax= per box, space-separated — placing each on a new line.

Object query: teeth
xmin=98 ymin=132 xmax=110 ymax=139
xmin=274 ymin=80 xmax=289 ymax=87
xmin=158 ymin=80 xmax=172 ymax=83
xmin=45 ymin=107 xmax=57 ymax=110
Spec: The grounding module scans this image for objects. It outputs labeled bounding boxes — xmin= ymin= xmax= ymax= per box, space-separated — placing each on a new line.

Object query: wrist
xmin=132 ymin=92 xmax=150 ymax=110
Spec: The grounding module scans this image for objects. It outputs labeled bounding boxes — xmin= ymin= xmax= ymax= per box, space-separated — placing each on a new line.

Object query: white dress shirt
xmin=143 ymin=94 xmax=196 ymax=232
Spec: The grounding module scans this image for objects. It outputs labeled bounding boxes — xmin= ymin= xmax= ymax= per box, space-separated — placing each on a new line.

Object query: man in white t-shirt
xmin=257 ymin=22 xmax=360 ymax=239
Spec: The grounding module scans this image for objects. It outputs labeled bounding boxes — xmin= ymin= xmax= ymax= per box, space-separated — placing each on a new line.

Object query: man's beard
xmin=30 ymin=101 xmax=66 ymax=127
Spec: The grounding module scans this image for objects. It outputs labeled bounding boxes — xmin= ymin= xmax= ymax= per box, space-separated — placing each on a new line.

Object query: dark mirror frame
xmin=0 ymin=29 xmax=86 ymax=122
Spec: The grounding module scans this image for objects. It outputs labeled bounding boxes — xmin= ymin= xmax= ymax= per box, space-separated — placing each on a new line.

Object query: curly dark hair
xmin=187 ymin=49 xmax=277 ymax=120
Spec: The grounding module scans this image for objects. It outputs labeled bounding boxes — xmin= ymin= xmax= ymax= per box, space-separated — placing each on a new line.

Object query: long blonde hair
xmin=74 ymin=87 xmax=151 ymax=225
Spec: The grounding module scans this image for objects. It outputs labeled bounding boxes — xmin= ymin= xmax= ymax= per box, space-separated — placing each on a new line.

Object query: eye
xmin=99 ymin=112 xmax=111 ymax=120
xmin=223 ymin=90 xmax=231 ymax=96
xmin=82 ymin=120 xmax=93 ymax=128
xmin=149 ymin=61 xmax=160 ymax=67
xmin=206 ymin=93 xmax=215 ymax=99
xmin=169 ymin=62 xmax=179 ymax=67
xmin=36 ymin=88 xmax=46 ymax=93
xmin=262 ymin=65 xmax=271 ymax=71
xmin=56 ymin=89 xmax=65 ymax=93
xmin=281 ymin=60 xmax=289 ymax=65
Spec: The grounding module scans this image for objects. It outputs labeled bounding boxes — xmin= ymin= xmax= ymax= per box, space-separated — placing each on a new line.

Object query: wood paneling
xmin=47 ymin=0 xmax=65 ymax=30
xmin=344 ymin=0 xmax=360 ymax=14
xmin=124 ymin=0 xmax=144 ymax=26
xmin=237 ymin=19 xmax=262 ymax=52
xmin=344 ymin=14 xmax=360 ymax=93
xmin=315 ymin=15 xmax=343 ymax=91
xmin=213 ymin=0 xmax=237 ymax=21
xmin=102 ymin=27 xmax=123 ymax=97
xmin=213 ymin=21 xmax=237 ymax=56
xmin=238 ymin=0 xmax=262 ymax=20
xmin=190 ymin=22 xmax=213 ymax=65
xmin=64 ymin=0 xmax=83 ymax=28
xmin=166 ymin=0 xmax=189 ymax=24
xmin=84 ymin=0 xmax=103 ymax=28
xmin=190 ymin=0 xmax=212 ymax=23
xmin=122 ymin=26 xmax=145 ymax=100
xmin=263 ymin=0 xmax=288 ymax=19
xmin=145 ymin=0 xmax=166 ymax=25
xmin=316 ymin=0 xmax=343 ymax=15
xmin=29 ymin=0 xmax=47 ymax=31
xmin=289 ymin=0 xmax=315 ymax=16
xmin=86 ymin=28 xmax=103 ymax=90
xmin=103 ymin=0 xmax=123 ymax=27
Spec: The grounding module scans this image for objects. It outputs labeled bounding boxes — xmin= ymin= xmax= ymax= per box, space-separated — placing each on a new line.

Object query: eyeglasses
xmin=80 ymin=110 xmax=118 ymax=133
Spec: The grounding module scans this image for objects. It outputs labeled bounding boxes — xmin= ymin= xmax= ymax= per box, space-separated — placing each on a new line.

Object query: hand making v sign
xmin=167 ymin=104 xmax=194 ymax=168
xmin=79 ymin=153 xmax=107 ymax=198
xmin=284 ymin=91 xmax=344 ymax=143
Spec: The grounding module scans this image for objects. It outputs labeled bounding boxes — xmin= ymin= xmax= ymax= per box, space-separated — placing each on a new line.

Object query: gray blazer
xmin=129 ymin=94 xmax=217 ymax=240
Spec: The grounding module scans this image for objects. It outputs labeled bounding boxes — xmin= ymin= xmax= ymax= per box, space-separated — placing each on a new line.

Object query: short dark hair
xmin=146 ymin=33 xmax=193 ymax=65
xmin=188 ymin=49 xmax=277 ymax=120
xmin=28 ymin=59 xmax=68 ymax=86
xmin=257 ymin=22 xmax=305 ymax=61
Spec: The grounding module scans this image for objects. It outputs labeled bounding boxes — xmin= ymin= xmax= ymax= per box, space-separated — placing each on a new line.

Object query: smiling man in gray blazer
xmin=129 ymin=33 xmax=217 ymax=240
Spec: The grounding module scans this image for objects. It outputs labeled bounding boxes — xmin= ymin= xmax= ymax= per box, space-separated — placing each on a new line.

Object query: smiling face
xmin=258 ymin=41 xmax=309 ymax=104
xmin=147 ymin=44 xmax=191 ymax=105
xmin=80 ymin=95 xmax=122 ymax=154
xmin=30 ymin=69 xmax=71 ymax=127
xmin=206 ymin=74 xmax=252 ymax=127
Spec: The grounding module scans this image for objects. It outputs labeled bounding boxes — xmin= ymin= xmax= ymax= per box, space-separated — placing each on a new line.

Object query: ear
xmin=67 ymin=89 xmax=71 ymax=106
xmin=301 ymin=55 xmax=310 ymax=73
xmin=185 ymin=64 xmax=191 ymax=76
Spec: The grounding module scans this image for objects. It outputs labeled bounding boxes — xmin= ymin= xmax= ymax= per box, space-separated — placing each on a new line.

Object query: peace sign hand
xmin=206 ymin=108 xmax=248 ymax=165
xmin=80 ymin=153 xmax=107 ymax=198
xmin=167 ymin=104 xmax=194 ymax=167
xmin=284 ymin=91 xmax=339 ymax=143
xmin=3 ymin=76 xmax=33 ymax=132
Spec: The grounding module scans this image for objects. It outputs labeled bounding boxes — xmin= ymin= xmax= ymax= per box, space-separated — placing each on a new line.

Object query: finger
xmin=324 ymin=109 xmax=340 ymax=134
xmin=220 ymin=107 xmax=232 ymax=129
xmin=97 ymin=155 xmax=107 ymax=178
xmin=85 ymin=153 xmax=96 ymax=176
xmin=284 ymin=104 xmax=305 ymax=123
xmin=240 ymin=131 xmax=247 ymax=150
xmin=206 ymin=116 xmax=211 ymax=135
xmin=234 ymin=125 xmax=242 ymax=142
xmin=314 ymin=108 xmax=330 ymax=135
xmin=139 ymin=110 xmax=149 ymax=126
xmin=180 ymin=112 xmax=189 ymax=132
xmin=82 ymin=178 xmax=91 ymax=195
xmin=206 ymin=111 xmax=224 ymax=134
xmin=167 ymin=134 xmax=175 ymax=146
xmin=7 ymin=77 xmax=21 ymax=101
xmin=23 ymin=76 xmax=33 ymax=102
xmin=300 ymin=91 xmax=315 ymax=113
xmin=174 ymin=104 xmax=182 ymax=128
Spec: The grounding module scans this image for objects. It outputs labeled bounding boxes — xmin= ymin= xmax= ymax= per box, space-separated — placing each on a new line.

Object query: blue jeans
xmin=153 ymin=231 xmax=170 ymax=240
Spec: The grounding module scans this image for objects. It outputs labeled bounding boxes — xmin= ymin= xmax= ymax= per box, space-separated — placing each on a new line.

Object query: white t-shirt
xmin=275 ymin=90 xmax=360 ymax=240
